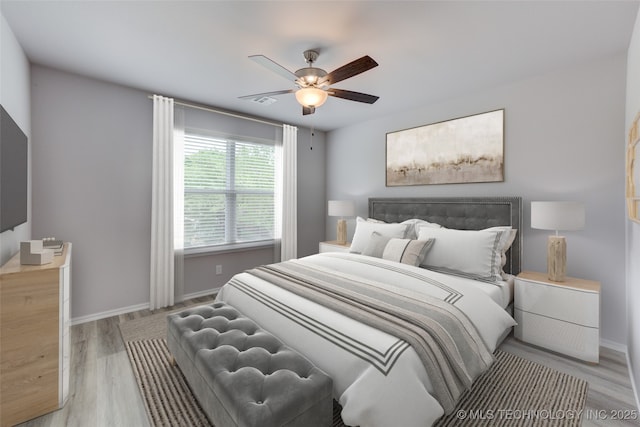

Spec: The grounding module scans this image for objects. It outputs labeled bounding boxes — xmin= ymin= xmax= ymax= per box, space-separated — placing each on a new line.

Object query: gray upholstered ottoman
xmin=167 ymin=302 xmax=333 ymax=427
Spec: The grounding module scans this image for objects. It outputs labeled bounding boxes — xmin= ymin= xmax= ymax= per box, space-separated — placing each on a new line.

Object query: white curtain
xmin=280 ymin=124 xmax=297 ymax=261
xmin=173 ymin=107 xmax=185 ymax=303
xmin=150 ymin=95 xmax=183 ymax=310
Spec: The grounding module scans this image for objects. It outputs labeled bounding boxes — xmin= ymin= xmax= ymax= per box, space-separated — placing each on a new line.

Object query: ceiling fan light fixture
xmin=295 ymin=87 xmax=328 ymax=108
xmin=295 ymin=67 xmax=328 ymax=86
xmin=243 ymin=51 xmax=379 ymax=115
xmin=304 ymin=75 xmax=318 ymax=85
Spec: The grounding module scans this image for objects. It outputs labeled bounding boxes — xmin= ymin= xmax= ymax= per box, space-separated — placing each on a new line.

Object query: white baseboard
xmin=600 ymin=338 xmax=628 ymax=354
xmin=70 ymin=288 xmax=221 ymax=326
xmin=180 ymin=287 xmax=220 ymax=301
xmin=627 ymin=353 xmax=640 ymax=415
xmin=71 ymin=302 xmax=150 ymax=326
xmin=600 ymin=339 xmax=640 ymax=412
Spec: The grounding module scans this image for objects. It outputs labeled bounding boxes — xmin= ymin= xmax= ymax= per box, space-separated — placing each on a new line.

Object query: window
xmin=183 ymin=132 xmax=275 ymax=252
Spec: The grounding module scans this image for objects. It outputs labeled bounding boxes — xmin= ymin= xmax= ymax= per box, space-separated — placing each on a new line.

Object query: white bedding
xmin=216 ymin=252 xmax=516 ymax=427
xmin=473 ymin=273 xmax=514 ymax=309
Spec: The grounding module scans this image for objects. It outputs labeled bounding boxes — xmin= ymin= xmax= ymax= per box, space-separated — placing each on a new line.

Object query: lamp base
xmin=547 ymin=235 xmax=566 ymax=282
xmin=336 ymin=219 xmax=347 ymax=245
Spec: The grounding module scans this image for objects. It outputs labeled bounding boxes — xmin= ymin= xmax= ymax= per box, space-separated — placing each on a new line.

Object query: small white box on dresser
xmin=20 ymin=240 xmax=53 ymax=265
xmin=318 ymin=241 xmax=351 ymax=253
xmin=514 ymin=270 xmax=600 ymax=363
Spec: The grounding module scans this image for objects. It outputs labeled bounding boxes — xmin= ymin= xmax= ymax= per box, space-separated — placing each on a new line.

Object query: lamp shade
xmin=531 ymin=201 xmax=585 ymax=232
xmin=328 ymin=200 xmax=355 ymax=217
xmin=295 ymin=87 xmax=328 ymax=108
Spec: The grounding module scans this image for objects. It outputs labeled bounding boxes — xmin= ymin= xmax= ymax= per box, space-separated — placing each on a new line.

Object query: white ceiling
xmin=2 ymin=1 xmax=638 ymax=131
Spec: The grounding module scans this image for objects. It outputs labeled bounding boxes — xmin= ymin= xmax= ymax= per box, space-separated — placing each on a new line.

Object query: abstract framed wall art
xmin=386 ymin=109 xmax=504 ymax=186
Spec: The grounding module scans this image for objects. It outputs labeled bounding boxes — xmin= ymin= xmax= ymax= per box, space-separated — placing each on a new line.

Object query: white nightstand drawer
xmin=515 ymin=280 xmax=599 ymax=328
xmin=515 ymin=309 xmax=599 ymax=363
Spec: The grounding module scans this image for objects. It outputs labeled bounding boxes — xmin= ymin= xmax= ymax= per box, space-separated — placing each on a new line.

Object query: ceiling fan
xmin=239 ymin=50 xmax=379 ymax=115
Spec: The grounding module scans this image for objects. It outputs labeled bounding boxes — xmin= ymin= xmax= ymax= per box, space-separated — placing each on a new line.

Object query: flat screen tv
xmin=1 ymin=105 xmax=28 ymax=233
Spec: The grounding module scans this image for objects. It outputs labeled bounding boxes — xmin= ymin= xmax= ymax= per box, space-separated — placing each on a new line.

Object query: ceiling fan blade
xmin=238 ymin=89 xmax=294 ymax=100
xmin=321 ymin=55 xmax=378 ymax=86
xmin=249 ymin=55 xmax=298 ymax=82
xmin=329 ymin=89 xmax=379 ymax=104
xmin=302 ymin=106 xmax=316 ymax=116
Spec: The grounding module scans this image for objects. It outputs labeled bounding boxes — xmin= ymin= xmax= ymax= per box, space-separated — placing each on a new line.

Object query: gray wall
xmin=296 ymin=127 xmax=327 ymax=257
xmin=30 ymin=65 xmax=325 ymax=321
xmin=0 ymin=12 xmax=31 ymax=265
xmin=326 ymin=53 xmax=627 ymax=346
xmin=31 ymin=66 xmax=152 ymax=320
xmin=626 ymin=6 xmax=640 ymax=408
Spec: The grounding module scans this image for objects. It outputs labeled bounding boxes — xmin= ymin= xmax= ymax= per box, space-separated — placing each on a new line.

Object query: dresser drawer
xmin=515 ymin=279 xmax=599 ymax=328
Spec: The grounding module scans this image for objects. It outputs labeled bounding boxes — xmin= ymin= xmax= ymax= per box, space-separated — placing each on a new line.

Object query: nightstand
xmin=318 ymin=241 xmax=351 ymax=253
xmin=514 ymin=271 xmax=600 ymax=363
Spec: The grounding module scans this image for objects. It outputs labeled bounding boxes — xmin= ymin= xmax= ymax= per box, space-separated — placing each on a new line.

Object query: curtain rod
xmin=148 ymin=95 xmax=283 ymax=128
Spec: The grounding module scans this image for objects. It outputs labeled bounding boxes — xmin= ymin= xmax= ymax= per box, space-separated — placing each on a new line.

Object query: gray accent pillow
xmin=362 ymin=231 xmax=392 ymax=258
xmin=382 ymin=237 xmax=435 ymax=266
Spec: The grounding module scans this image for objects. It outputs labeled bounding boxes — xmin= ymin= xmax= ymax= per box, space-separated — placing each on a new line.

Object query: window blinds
xmin=183 ymin=133 xmax=275 ymax=250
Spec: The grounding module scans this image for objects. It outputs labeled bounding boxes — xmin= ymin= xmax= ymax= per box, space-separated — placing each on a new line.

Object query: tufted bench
xmin=166 ymin=302 xmax=333 ymax=427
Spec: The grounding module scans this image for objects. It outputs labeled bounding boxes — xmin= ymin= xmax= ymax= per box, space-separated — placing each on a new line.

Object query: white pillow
xmin=483 ymin=226 xmax=517 ymax=267
xmin=350 ymin=217 xmax=407 ymax=254
xmin=416 ymin=227 xmax=506 ymax=283
xmin=366 ymin=217 xmax=387 ymax=224
xmin=401 ymin=218 xmax=441 ymax=239
xmin=365 ymin=217 xmax=441 ymax=239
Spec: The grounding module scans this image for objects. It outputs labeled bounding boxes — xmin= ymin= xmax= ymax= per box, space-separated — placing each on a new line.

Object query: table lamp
xmin=328 ymin=200 xmax=355 ymax=245
xmin=531 ymin=201 xmax=585 ymax=282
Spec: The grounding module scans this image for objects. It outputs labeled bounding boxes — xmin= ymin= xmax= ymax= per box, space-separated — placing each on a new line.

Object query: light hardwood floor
xmin=16 ymin=296 xmax=640 ymax=427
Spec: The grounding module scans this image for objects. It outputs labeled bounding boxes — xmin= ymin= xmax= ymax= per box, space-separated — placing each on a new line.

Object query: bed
xmin=216 ymin=196 xmax=522 ymax=427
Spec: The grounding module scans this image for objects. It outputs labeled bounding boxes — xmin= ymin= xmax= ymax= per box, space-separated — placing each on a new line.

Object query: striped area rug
xmin=125 ymin=338 xmax=587 ymax=427
xmin=434 ymin=350 xmax=588 ymax=427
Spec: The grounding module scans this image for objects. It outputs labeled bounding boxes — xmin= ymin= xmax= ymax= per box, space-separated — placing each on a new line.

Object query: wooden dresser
xmin=0 ymin=243 xmax=71 ymax=427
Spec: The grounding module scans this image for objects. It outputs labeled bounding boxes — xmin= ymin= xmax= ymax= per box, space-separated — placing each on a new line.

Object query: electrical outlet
xmin=215 ymin=265 xmax=222 ymax=275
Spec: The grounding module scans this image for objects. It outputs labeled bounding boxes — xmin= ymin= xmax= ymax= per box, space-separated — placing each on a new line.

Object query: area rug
xmin=119 ymin=304 xmax=198 ymax=342
xmin=433 ymin=350 xmax=587 ymax=427
xmin=121 ymin=311 xmax=588 ymax=427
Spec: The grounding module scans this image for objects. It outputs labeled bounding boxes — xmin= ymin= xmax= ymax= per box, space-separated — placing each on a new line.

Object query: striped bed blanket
xmin=216 ymin=252 xmax=516 ymax=427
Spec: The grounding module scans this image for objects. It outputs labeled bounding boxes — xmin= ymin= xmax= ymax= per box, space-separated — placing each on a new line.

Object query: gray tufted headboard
xmin=368 ymin=197 xmax=522 ymax=275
